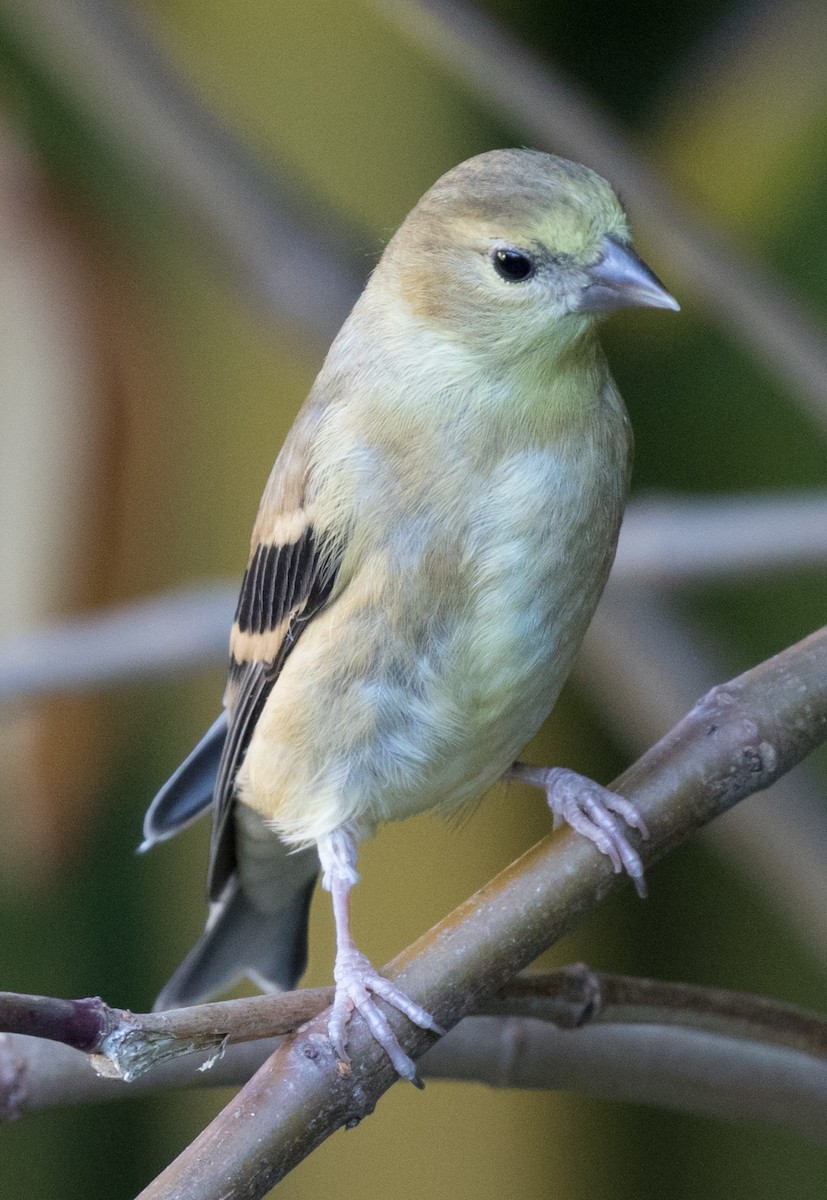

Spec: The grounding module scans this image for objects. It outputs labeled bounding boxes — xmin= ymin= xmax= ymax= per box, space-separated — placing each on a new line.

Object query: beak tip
xmin=579 ymin=236 xmax=680 ymax=316
xmin=655 ymin=292 xmax=681 ymax=314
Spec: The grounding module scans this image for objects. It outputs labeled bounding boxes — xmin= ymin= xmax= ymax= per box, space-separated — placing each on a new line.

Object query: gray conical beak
xmin=577 ymin=235 xmax=679 ymax=313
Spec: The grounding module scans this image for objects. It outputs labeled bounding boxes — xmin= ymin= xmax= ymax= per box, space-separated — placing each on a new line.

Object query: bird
xmin=141 ymin=148 xmax=678 ymax=1082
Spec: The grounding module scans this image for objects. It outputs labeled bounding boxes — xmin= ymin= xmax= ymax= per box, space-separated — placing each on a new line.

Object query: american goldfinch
xmin=142 ymin=148 xmax=678 ymax=1081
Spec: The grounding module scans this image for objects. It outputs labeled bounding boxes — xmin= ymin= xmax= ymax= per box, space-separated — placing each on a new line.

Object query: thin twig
xmin=0 ymin=988 xmax=332 ymax=1082
xmin=5 ymin=966 xmax=827 ymax=1155
xmin=484 ymin=969 xmax=827 ymax=1061
xmin=4 ymin=966 xmax=827 ymax=1084
xmin=135 ymin=625 xmax=827 ymax=1198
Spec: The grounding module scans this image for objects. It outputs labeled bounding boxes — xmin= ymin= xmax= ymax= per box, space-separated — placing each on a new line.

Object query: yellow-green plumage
xmin=237 ymin=150 xmax=633 ymax=844
xmin=145 ymin=149 xmax=676 ymax=1074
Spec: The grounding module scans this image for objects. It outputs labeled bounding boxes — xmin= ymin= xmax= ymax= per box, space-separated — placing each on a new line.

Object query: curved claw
xmin=330 ymin=948 xmax=443 ymax=1082
xmin=604 ymin=792 xmax=650 ymax=840
xmin=534 ymin=767 xmax=650 ymax=898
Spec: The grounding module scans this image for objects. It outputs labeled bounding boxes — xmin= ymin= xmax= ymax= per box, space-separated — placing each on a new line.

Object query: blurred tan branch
xmin=134 ymin=624 xmax=827 ymax=1198
xmin=0 ymin=0 xmax=362 ymax=340
xmin=2 ymin=493 xmax=826 ymax=703
xmin=0 ymin=584 xmax=232 ymax=704
xmin=610 ymin=492 xmax=827 ymax=584
xmin=4 ymin=1018 xmax=827 ymax=1144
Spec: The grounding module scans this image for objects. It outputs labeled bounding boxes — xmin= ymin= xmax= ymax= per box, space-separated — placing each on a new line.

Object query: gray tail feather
xmin=139 ymin=712 xmax=228 ymax=853
xmin=153 ymin=873 xmax=317 ymax=1011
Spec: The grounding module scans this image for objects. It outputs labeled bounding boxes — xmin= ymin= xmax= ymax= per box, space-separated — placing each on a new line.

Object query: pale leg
xmin=506 ymin=764 xmax=649 ymax=898
xmin=317 ymin=825 xmax=444 ymax=1082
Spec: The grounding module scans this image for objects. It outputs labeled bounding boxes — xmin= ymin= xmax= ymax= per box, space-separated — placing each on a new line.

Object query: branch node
xmin=562 ymin=963 xmax=603 ymax=1027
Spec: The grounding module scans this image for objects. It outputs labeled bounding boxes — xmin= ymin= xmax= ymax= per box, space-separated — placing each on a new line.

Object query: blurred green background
xmin=0 ymin=0 xmax=825 ymax=1196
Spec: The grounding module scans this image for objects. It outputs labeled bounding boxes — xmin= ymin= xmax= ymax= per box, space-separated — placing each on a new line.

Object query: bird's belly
xmin=421 ymin=548 xmax=586 ymax=812
xmin=239 ymin=584 xmax=566 ymax=844
xmin=240 ymin=562 xmax=603 ymax=848
xmin=238 ymin=445 xmax=622 ymax=845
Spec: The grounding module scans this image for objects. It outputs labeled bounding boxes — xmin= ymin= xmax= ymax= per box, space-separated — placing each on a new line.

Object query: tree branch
xmin=611 ymin=492 xmax=827 ymax=585
xmin=580 ymin=586 xmax=827 ymax=971
xmin=5 ymin=969 xmax=827 ymax=1147
xmin=0 ymin=988 xmax=332 ymax=1082
xmin=5 ymin=1016 xmax=827 ymax=1145
xmin=131 ymin=624 xmax=827 ymax=1198
xmin=5 ymin=964 xmax=827 ymax=1084
xmin=426 ymin=1018 xmax=827 ymax=1146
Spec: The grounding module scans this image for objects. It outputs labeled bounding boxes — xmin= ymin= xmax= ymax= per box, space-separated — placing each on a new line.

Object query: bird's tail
xmin=153 ymin=866 xmax=317 ymax=1011
xmin=139 ymin=713 xmax=228 ymax=852
xmin=143 ymin=715 xmax=320 ymax=1011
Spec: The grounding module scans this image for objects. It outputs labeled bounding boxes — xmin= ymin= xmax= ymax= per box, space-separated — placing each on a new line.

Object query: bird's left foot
xmin=329 ymin=947 xmax=444 ymax=1084
xmin=507 ymin=764 xmax=649 ymax=897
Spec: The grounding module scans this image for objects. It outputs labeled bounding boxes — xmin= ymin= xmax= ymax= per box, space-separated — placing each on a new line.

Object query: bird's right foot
xmin=329 ymin=946 xmax=444 ymax=1084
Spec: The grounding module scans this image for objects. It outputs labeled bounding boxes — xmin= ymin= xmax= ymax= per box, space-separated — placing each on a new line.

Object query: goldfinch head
xmin=378 ymin=148 xmax=677 ymax=356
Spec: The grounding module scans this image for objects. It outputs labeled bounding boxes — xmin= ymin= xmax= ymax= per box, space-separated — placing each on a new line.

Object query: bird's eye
xmin=492 ymin=248 xmax=535 ymax=282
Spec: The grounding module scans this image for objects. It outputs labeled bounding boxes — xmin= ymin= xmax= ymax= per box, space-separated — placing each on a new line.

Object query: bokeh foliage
xmin=0 ymin=0 xmax=825 ymax=1196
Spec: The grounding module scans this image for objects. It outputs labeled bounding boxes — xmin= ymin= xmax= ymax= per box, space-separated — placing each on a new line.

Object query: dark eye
xmin=492 ymin=248 xmax=535 ymax=282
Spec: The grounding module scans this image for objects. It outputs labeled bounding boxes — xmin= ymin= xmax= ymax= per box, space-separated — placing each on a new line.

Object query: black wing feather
xmin=207 ymin=525 xmax=338 ymax=900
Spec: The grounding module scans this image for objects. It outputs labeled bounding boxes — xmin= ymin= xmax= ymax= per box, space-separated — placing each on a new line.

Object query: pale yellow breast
xmin=236 ymin=380 xmax=630 ymax=847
